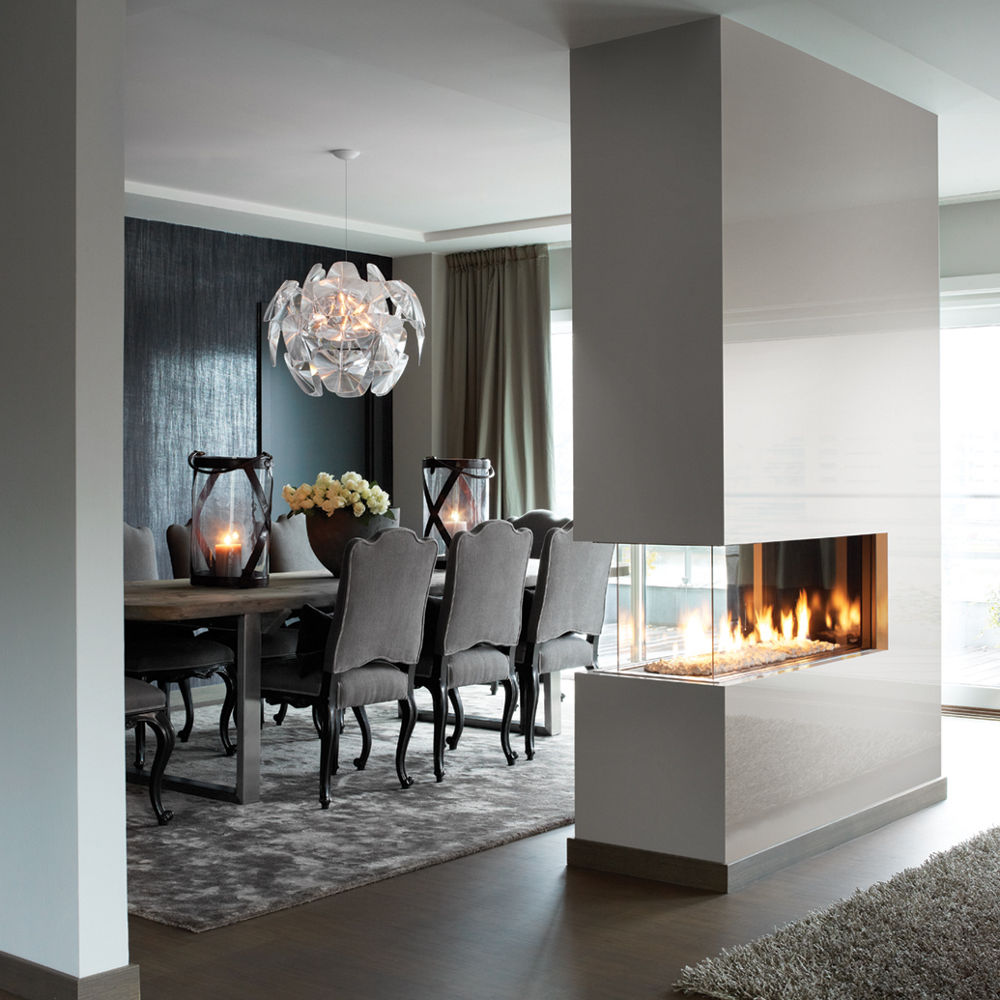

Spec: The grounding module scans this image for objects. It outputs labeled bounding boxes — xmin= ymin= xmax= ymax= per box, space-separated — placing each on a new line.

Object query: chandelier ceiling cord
xmin=264 ymin=149 xmax=425 ymax=398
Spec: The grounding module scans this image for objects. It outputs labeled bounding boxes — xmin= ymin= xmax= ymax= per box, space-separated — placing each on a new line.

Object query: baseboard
xmin=727 ymin=776 xmax=948 ymax=890
xmin=0 ymin=951 xmax=139 ymax=1000
xmin=567 ymin=776 xmax=949 ymax=893
xmin=567 ymin=838 xmax=728 ymax=891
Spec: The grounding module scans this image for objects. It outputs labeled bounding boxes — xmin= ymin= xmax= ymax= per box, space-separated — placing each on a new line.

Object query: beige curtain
xmin=444 ymin=245 xmax=553 ymax=518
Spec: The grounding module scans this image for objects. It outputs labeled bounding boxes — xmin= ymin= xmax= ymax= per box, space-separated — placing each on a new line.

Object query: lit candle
xmin=448 ymin=511 xmax=468 ymax=536
xmin=214 ymin=530 xmax=243 ymax=578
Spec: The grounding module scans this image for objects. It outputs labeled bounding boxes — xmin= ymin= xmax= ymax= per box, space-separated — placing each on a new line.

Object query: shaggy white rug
xmin=675 ymin=827 xmax=1000 ymax=999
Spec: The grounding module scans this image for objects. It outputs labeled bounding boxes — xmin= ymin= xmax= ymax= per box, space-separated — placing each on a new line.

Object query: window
xmin=940 ymin=275 xmax=1000 ymax=706
xmin=550 ymin=310 xmax=573 ymax=517
xmin=941 ymin=325 xmax=1000 ymax=702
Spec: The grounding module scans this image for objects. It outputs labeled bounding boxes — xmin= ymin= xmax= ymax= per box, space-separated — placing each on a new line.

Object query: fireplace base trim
xmin=567 ymin=775 xmax=947 ymax=892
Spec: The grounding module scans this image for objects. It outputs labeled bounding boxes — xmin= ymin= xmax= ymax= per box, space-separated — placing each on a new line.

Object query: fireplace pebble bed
xmin=643 ymin=637 xmax=839 ymax=678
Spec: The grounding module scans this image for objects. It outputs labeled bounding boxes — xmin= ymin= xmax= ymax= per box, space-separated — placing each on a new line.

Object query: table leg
xmin=542 ymin=671 xmax=562 ymax=737
xmin=236 ymin=611 xmax=262 ymax=804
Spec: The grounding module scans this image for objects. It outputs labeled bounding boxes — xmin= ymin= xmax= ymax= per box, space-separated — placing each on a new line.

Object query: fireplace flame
xmin=683 ymin=589 xmax=839 ymax=658
xmin=825 ymin=587 xmax=862 ymax=638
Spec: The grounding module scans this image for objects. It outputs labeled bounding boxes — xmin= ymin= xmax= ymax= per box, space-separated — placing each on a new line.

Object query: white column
xmin=0 ymin=0 xmax=130 ymax=987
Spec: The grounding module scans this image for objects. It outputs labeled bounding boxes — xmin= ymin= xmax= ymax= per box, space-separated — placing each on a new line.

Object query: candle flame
xmin=220 ymin=530 xmax=240 ymax=545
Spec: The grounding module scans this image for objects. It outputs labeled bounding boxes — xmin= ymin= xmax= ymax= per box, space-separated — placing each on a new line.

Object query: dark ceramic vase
xmin=304 ymin=510 xmax=389 ymax=576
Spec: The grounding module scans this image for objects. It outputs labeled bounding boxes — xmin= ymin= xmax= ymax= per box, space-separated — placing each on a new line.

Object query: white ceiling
xmin=125 ymin=0 xmax=1000 ymax=258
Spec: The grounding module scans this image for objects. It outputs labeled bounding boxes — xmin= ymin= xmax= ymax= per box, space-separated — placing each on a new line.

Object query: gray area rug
xmin=126 ymin=687 xmax=573 ymax=932
xmin=675 ymin=826 xmax=1000 ymax=999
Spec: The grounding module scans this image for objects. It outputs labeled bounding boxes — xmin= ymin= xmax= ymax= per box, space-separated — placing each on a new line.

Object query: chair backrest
xmin=509 ymin=509 xmax=572 ymax=559
xmin=325 ymin=528 xmax=437 ymax=674
xmin=124 ymin=523 xmax=159 ymax=582
xmin=165 ymin=522 xmax=190 ymax=579
xmin=525 ymin=525 xmax=614 ymax=645
xmin=437 ymin=519 xmax=532 ymax=656
xmin=270 ymin=513 xmax=325 ymax=572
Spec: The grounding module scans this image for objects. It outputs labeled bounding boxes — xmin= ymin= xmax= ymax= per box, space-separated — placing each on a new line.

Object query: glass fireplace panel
xmin=612 ymin=534 xmax=884 ymax=682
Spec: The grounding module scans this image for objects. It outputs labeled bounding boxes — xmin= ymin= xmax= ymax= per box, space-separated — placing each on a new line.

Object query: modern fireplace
xmin=613 ymin=534 xmax=887 ymax=682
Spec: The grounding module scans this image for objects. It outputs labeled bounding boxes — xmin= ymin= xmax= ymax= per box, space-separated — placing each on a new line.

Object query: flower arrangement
xmin=282 ymin=470 xmax=393 ymax=523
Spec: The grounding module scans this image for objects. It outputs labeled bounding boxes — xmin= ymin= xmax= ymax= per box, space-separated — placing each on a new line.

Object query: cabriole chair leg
xmin=500 ymin=676 xmax=518 ymax=766
xmin=396 ymin=695 xmax=416 ymax=789
xmin=353 ymin=706 xmax=372 ymax=769
xmin=446 ymin=688 xmax=465 ymax=751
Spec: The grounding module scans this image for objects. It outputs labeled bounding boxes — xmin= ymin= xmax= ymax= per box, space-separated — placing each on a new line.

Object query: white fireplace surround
xmin=568 ymin=18 xmax=941 ymax=887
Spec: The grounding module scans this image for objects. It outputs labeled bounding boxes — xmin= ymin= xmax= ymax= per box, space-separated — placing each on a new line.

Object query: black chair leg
xmin=500 ymin=676 xmax=518 ymax=766
xmin=396 ymin=695 xmax=416 ymax=789
xmin=145 ymin=707 xmax=175 ymax=825
xmin=446 ymin=687 xmax=465 ymax=751
xmin=218 ymin=668 xmax=237 ymax=756
xmin=430 ymin=677 xmax=448 ymax=782
xmin=318 ymin=701 xmax=339 ymax=809
xmin=177 ymin=677 xmax=195 ymax=742
xmin=353 ymin=706 xmax=372 ymax=770
xmin=519 ymin=664 xmax=540 ymax=761
xmin=133 ymin=721 xmax=146 ymax=770
xmin=274 ymin=702 xmax=288 ymax=725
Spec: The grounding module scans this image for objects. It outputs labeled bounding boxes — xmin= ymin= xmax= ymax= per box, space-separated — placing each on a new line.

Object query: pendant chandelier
xmin=264 ymin=149 xmax=425 ymax=398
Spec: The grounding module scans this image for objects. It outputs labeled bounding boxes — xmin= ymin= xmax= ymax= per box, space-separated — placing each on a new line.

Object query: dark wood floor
xmin=5 ymin=716 xmax=997 ymax=1000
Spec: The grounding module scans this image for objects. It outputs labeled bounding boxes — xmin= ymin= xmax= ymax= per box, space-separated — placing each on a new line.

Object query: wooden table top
xmin=124 ymin=571 xmax=346 ymax=620
xmin=125 ymin=561 xmax=538 ymax=621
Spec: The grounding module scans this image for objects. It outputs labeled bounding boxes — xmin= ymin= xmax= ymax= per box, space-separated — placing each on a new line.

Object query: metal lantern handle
xmin=421 ymin=457 xmax=494 ymax=546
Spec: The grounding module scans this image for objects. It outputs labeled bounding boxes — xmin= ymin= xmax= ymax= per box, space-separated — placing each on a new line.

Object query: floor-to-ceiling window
xmin=550 ymin=309 xmax=573 ymax=517
xmin=941 ymin=277 xmax=1000 ymax=708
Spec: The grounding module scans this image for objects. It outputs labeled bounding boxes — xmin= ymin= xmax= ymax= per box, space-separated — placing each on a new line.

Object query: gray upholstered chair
xmin=260 ymin=527 xmax=437 ymax=808
xmin=124 ymin=677 xmax=175 ymax=824
xmin=415 ymin=519 xmax=532 ymax=782
xmin=270 ymin=512 xmax=325 ymax=573
xmin=516 ymin=524 xmax=614 ymax=760
xmin=124 ymin=523 xmax=236 ymax=752
xmin=165 ymin=521 xmax=190 ymax=580
xmin=508 ymin=509 xmax=572 ymax=559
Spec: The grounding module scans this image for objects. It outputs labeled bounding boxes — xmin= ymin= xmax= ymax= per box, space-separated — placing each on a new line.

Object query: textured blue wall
xmin=124 ymin=218 xmax=392 ymax=576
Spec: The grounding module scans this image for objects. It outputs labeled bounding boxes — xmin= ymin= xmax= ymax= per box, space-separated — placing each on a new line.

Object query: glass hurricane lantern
xmin=188 ymin=451 xmax=273 ymax=588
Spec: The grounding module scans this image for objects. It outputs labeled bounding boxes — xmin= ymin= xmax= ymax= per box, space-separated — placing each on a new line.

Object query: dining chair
xmin=515 ymin=523 xmax=614 ymax=760
xmin=124 ymin=522 xmax=237 ymax=753
xmin=259 ymin=527 xmax=437 ymax=808
xmin=508 ymin=509 xmax=572 ymax=559
xmin=270 ymin=512 xmax=325 ymax=572
xmin=415 ymin=519 xmax=532 ymax=782
xmin=125 ymin=677 xmax=176 ymax=824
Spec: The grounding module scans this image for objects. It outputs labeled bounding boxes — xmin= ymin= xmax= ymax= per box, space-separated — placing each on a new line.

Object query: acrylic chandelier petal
xmin=263 ymin=153 xmax=425 ymax=399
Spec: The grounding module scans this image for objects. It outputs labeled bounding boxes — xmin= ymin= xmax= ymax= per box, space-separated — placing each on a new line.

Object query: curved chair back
xmin=165 ymin=522 xmax=190 ymax=579
xmin=437 ymin=520 xmax=532 ymax=656
xmin=526 ymin=525 xmax=614 ymax=645
xmin=124 ymin=523 xmax=158 ymax=582
xmin=270 ymin=513 xmax=325 ymax=572
xmin=509 ymin=509 xmax=572 ymax=559
xmin=325 ymin=528 xmax=437 ymax=675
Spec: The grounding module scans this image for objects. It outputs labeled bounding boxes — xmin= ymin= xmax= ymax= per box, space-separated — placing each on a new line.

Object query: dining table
xmin=124 ymin=562 xmax=539 ymax=804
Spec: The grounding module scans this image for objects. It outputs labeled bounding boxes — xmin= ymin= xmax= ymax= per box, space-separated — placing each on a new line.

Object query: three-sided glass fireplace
xmin=611 ymin=534 xmax=887 ymax=682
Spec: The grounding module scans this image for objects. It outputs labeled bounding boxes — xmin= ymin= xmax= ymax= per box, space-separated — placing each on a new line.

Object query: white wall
xmin=391 ymin=253 xmax=447 ymax=533
xmin=571 ymin=19 xmax=726 ymax=545
xmin=0 ymin=0 xmax=130 ymax=982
